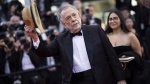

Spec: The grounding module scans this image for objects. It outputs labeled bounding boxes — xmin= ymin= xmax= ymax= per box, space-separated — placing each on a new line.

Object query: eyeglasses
xmin=64 ymin=13 xmax=77 ymax=22
xmin=109 ymin=17 xmax=119 ymax=22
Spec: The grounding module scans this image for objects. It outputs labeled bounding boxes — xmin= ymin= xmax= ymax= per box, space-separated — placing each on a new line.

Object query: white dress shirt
xmin=72 ymin=33 xmax=91 ymax=73
xmin=22 ymin=51 xmax=35 ymax=70
xmin=33 ymin=31 xmax=91 ymax=73
xmin=5 ymin=54 xmax=10 ymax=73
xmin=47 ymin=57 xmax=55 ymax=66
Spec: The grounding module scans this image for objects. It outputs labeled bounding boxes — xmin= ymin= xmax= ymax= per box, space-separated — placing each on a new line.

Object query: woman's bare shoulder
xmin=127 ymin=32 xmax=136 ymax=39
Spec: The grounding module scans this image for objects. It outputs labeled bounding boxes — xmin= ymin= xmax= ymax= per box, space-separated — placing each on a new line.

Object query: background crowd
xmin=0 ymin=0 xmax=150 ymax=84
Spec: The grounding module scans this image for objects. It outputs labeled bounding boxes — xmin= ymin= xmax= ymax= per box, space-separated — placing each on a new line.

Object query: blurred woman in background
xmin=125 ymin=18 xmax=136 ymax=34
xmin=125 ymin=17 xmax=144 ymax=56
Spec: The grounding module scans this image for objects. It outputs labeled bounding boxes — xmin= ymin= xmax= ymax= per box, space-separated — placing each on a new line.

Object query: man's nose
xmin=71 ymin=16 xmax=75 ymax=21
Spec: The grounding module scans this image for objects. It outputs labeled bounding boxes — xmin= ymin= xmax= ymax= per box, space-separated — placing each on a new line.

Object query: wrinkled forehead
xmin=60 ymin=7 xmax=78 ymax=19
xmin=61 ymin=7 xmax=78 ymax=15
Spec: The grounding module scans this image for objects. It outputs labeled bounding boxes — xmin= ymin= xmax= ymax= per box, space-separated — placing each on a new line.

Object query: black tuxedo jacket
xmin=0 ymin=48 xmax=7 ymax=74
xmin=10 ymin=49 xmax=46 ymax=71
xmin=34 ymin=25 xmax=124 ymax=84
xmin=0 ymin=48 xmax=17 ymax=74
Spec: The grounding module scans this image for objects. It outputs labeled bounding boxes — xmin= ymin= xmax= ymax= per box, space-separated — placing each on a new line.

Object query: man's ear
xmin=61 ymin=21 xmax=67 ymax=28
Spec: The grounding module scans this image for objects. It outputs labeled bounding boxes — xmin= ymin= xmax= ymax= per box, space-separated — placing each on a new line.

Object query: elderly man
xmin=24 ymin=4 xmax=126 ymax=84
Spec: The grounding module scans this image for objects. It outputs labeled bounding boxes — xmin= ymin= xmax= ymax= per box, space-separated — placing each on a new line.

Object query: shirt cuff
xmin=33 ymin=38 xmax=40 ymax=49
xmin=0 ymin=22 xmax=4 ymax=25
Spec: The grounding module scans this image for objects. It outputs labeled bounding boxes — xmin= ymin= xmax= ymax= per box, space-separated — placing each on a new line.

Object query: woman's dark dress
xmin=113 ymin=46 xmax=140 ymax=84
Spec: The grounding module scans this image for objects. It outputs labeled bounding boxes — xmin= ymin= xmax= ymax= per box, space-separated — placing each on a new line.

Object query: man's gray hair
xmin=57 ymin=4 xmax=78 ymax=21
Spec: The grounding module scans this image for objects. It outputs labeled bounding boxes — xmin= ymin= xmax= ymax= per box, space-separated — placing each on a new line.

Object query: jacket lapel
xmin=82 ymin=26 xmax=93 ymax=64
xmin=63 ymin=25 xmax=94 ymax=68
xmin=63 ymin=32 xmax=73 ymax=68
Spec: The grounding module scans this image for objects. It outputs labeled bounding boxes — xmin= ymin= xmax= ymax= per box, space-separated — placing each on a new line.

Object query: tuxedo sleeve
xmin=33 ymin=36 xmax=59 ymax=57
xmin=98 ymin=26 xmax=125 ymax=81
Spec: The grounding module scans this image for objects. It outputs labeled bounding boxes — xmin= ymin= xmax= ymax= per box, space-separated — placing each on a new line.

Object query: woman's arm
xmin=129 ymin=33 xmax=142 ymax=57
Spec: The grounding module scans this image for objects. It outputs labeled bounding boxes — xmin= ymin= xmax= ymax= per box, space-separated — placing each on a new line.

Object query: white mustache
xmin=72 ymin=21 xmax=78 ymax=25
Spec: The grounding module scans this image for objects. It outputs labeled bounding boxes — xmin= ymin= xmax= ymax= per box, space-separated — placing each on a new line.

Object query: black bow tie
xmin=70 ymin=30 xmax=82 ymax=37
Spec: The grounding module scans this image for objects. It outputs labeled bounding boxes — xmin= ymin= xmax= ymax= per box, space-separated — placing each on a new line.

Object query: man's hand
xmin=0 ymin=40 xmax=10 ymax=53
xmin=117 ymin=80 xmax=126 ymax=84
xmin=0 ymin=40 xmax=8 ymax=48
xmin=2 ymin=21 xmax=13 ymax=26
xmin=0 ymin=40 xmax=5 ymax=46
xmin=24 ymin=25 xmax=39 ymax=42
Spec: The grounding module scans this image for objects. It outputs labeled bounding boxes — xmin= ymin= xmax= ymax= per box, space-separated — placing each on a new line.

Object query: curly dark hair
xmin=105 ymin=9 xmax=130 ymax=34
